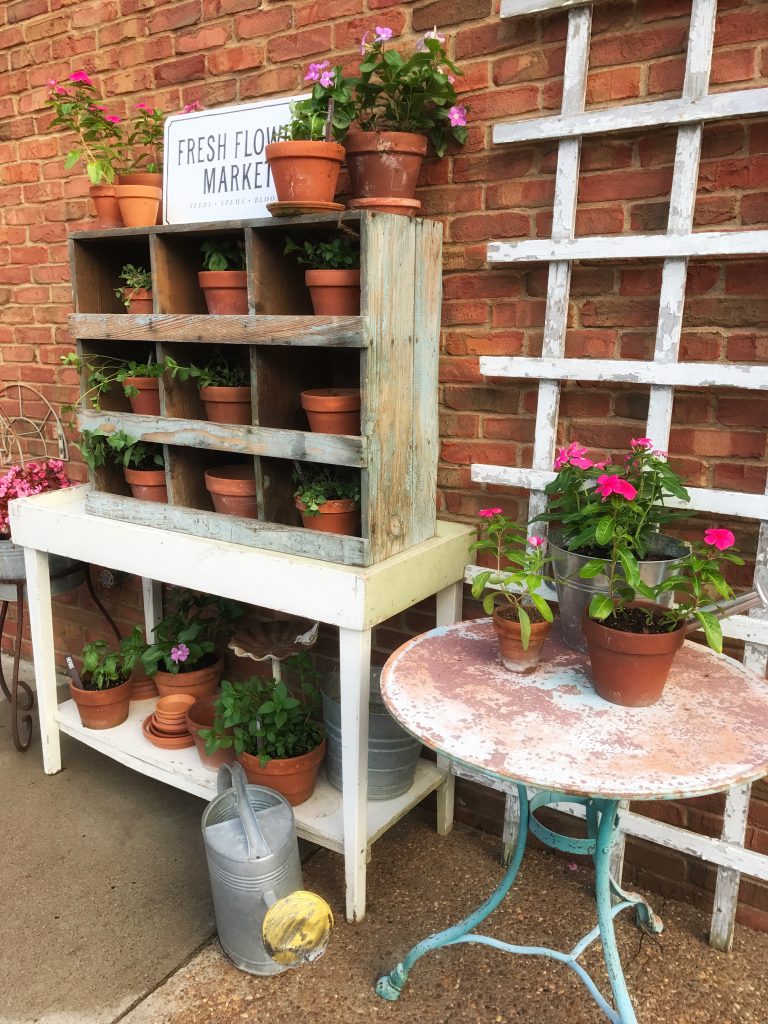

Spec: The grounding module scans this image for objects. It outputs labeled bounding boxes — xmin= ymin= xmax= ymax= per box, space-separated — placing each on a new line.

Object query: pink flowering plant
xmin=140 ymin=590 xmax=244 ymax=676
xmin=0 ymin=460 xmax=71 ymax=536
xmin=46 ymin=71 xmax=124 ymax=184
xmin=470 ymin=509 xmax=553 ymax=649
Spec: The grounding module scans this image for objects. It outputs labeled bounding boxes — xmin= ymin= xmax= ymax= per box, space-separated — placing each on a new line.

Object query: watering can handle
xmin=216 ymin=762 xmax=271 ymax=859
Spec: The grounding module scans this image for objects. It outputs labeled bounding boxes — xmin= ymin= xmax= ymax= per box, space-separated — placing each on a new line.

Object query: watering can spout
xmin=682 ymin=565 xmax=768 ymax=633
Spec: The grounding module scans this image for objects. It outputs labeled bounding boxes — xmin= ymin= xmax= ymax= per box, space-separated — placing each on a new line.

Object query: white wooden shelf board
xmin=56 ymin=697 xmax=445 ymax=854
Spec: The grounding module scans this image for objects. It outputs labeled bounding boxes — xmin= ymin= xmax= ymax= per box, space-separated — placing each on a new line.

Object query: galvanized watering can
xmin=201 ymin=762 xmax=332 ymax=975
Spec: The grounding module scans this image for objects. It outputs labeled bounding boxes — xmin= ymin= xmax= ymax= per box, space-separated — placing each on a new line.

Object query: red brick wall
xmin=1 ymin=0 xmax=767 ymax=930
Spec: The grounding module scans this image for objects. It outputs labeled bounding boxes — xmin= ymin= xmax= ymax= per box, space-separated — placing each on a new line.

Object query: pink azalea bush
xmin=0 ymin=460 xmax=71 ymax=535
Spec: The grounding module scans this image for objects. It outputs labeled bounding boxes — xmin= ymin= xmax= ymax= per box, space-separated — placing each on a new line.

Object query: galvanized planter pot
xmin=0 ymin=539 xmax=84 ymax=601
xmin=550 ymin=531 xmax=687 ymax=652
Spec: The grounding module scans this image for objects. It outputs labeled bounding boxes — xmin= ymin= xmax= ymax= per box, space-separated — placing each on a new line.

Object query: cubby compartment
xmin=158 ymin=342 xmax=252 ymax=423
xmin=72 ymin=236 xmax=152 ymax=314
xmin=254 ymin=347 xmax=359 ymax=432
xmin=151 ymin=230 xmax=246 ymax=314
xmin=165 ymin=447 xmax=257 ymax=512
xmin=79 ymin=340 xmax=157 ymax=414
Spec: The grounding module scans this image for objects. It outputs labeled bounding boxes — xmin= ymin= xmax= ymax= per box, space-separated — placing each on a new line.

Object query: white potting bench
xmin=10 ymin=484 xmax=472 ymax=922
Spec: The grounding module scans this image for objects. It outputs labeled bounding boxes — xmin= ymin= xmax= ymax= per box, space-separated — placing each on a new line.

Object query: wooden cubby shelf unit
xmin=68 ymin=212 xmax=443 ymax=568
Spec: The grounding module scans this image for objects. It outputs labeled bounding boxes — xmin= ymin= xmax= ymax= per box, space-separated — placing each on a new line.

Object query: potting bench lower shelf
xmin=56 ymin=696 xmax=445 ymax=853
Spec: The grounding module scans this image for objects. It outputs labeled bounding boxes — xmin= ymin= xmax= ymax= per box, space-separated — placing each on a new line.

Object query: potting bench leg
xmin=23 ymin=547 xmax=60 ymax=773
xmin=435 ymin=582 xmax=463 ymax=836
xmin=339 ymin=626 xmax=372 ymax=923
xmin=141 ymin=577 xmax=162 ymax=640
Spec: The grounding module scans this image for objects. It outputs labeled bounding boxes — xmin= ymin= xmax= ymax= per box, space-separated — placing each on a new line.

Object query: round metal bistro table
xmin=375 ymin=618 xmax=768 ymax=1024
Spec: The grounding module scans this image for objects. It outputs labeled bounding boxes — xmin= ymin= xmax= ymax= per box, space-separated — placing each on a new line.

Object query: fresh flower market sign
xmin=163 ymin=96 xmax=305 ymax=224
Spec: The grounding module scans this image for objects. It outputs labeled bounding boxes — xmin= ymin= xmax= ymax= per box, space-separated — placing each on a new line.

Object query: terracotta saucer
xmin=142 ymin=715 xmax=195 ymax=749
xmin=156 ymin=693 xmax=196 ymax=715
xmin=151 ymin=718 xmax=189 ymax=736
xmin=266 ymin=200 xmax=345 ymax=217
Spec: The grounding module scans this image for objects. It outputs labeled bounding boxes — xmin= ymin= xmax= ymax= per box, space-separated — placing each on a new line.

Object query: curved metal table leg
xmin=0 ymin=585 xmax=35 ymax=752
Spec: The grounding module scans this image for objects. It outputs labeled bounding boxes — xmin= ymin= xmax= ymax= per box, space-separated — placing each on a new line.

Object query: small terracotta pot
xmin=300 ymin=388 xmax=361 ymax=435
xmin=122 ymin=375 xmax=160 ymax=415
xmin=118 ymin=171 xmax=163 ymax=224
xmin=198 ymin=270 xmax=249 ymax=315
xmin=200 ymin=385 xmax=252 ymax=425
xmin=153 ymin=655 xmax=224 ymax=701
xmin=305 ymin=269 xmax=360 ymax=316
xmin=295 ymin=497 xmax=359 ymax=536
xmin=124 ymin=467 xmax=167 ymax=503
xmin=70 ymin=677 xmax=132 ymax=729
xmin=114 ymin=183 xmax=162 ymax=227
xmin=205 ymin=464 xmax=259 ymax=518
xmin=237 ymin=738 xmax=326 ymax=806
xmin=344 ymin=130 xmax=428 ymax=199
xmin=89 ymin=185 xmax=123 ymax=228
xmin=492 ymin=608 xmax=551 ymax=673
xmin=186 ymin=694 xmax=236 ymax=771
xmin=125 ymin=288 xmax=153 ymax=315
xmin=347 ymin=197 xmax=420 ymax=218
xmin=130 ymin=674 xmax=159 ymax=701
xmin=582 ymin=602 xmax=686 ymax=707
xmin=266 ymin=140 xmax=345 ymax=204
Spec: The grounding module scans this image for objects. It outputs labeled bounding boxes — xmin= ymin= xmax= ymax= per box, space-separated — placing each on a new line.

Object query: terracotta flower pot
xmin=118 ymin=172 xmax=163 ymax=224
xmin=265 ymin=140 xmax=345 ymax=204
xmin=125 ymin=288 xmax=153 ymax=315
xmin=122 ymin=375 xmax=160 ymax=415
xmin=237 ymin=738 xmax=326 ymax=806
xmin=114 ymin=183 xmax=162 ymax=227
xmin=347 ymin=197 xmax=420 ymax=218
xmin=186 ymin=694 xmax=236 ymax=770
xmin=198 ymin=270 xmax=249 ymax=315
xmin=205 ymin=464 xmax=259 ymax=519
xmin=70 ymin=677 xmax=132 ymax=730
xmin=492 ymin=607 xmax=552 ymax=673
xmin=88 ymin=184 xmax=123 ymax=228
xmin=305 ymin=269 xmax=360 ymax=316
xmin=295 ymin=497 xmax=359 ymax=536
xmin=300 ymin=388 xmax=361 ymax=435
xmin=344 ymin=130 xmax=428 ymax=200
xmin=199 ymin=385 xmax=252 ymax=425
xmin=124 ymin=467 xmax=167 ymax=503
xmin=153 ymin=655 xmax=224 ymax=701
xmin=582 ymin=603 xmax=686 ymax=708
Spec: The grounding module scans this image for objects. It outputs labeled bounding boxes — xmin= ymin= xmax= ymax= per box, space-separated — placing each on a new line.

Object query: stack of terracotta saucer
xmin=131 ymin=674 xmax=159 ymax=701
xmin=142 ymin=693 xmax=196 ymax=749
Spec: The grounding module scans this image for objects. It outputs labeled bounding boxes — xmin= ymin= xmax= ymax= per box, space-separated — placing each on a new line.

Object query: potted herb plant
xmin=293 ymin=463 xmax=361 ymax=536
xmin=199 ymin=238 xmax=248 ymax=315
xmin=186 ymin=353 xmax=251 ymax=425
xmin=61 ymin=352 xmax=188 ymax=416
xmin=284 ymin=235 xmax=360 ymax=316
xmin=470 ymin=509 xmax=554 ymax=672
xmin=540 ymin=438 xmax=690 ymax=652
xmin=582 ymin=529 xmax=744 ymax=707
xmin=140 ymin=590 xmax=243 ymax=699
xmin=201 ymin=671 xmax=325 ymax=806
xmin=70 ymin=625 xmax=144 ymax=729
xmin=76 ymin=428 xmax=167 ymax=502
xmin=114 ymin=264 xmax=153 ymax=314
xmin=117 ymin=100 xmax=165 ymax=223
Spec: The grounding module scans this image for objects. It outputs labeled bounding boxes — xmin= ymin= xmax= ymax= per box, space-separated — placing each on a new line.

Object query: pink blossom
xmin=69 ymin=70 xmax=93 ymax=86
xmin=595 ymin=474 xmax=638 ymax=502
xmin=374 ymin=26 xmax=393 ymax=41
xmin=304 ymin=60 xmax=330 ymax=82
xmin=135 ymin=101 xmax=154 ymax=112
xmin=554 ymin=441 xmax=592 ymax=470
xmin=630 ymin=437 xmax=653 ymax=448
xmin=104 ymin=114 xmax=121 ymax=124
xmin=448 ymin=104 xmax=467 ymax=127
xmin=182 ymin=101 xmax=204 ymax=113
xmin=528 ymin=535 xmax=546 ymax=547
xmin=359 ymin=31 xmax=371 ymax=54
xmin=479 ymin=507 xmax=502 ymax=518
xmin=170 ymin=643 xmax=190 ymax=663
xmin=704 ymin=528 xmax=735 ymax=551
xmin=418 ymin=27 xmax=446 ymax=50
xmin=593 ymin=460 xmax=609 ymax=470
xmin=89 ymin=103 xmax=105 ymax=111
xmin=319 ymin=69 xmax=335 ymax=88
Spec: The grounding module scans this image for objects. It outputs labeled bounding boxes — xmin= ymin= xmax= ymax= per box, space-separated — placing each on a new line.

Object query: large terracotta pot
xmin=88 ymin=185 xmax=123 ymax=228
xmin=305 ymin=269 xmax=360 ymax=316
xmin=492 ymin=607 xmax=551 ymax=673
xmin=186 ymin=694 xmax=236 ymax=770
xmin=300 ymin=388 xmax=360 ymax=435
xmin=114 ymin=183 xmax=162 ymax=227
xmin=265 ymin=140 xmax=345 ymax=203
xmin=124 ymin=467 xmax=167 ymax=503
xmin=237 ymin=738 xmax=326 ymax=806
xmin=198 ymin=270 xmax=248 ymax=315
xmin=125 ymin=288 xmax=153 ymax=315
xmin=344 ymin=130 xmax=428 ymax=199
xmin=70 ymin=677 xmax=132 ymax=729
xmin=118 ymin=172 xmax=163 ymax=224
xmin=122 ymin=375 xmax=160 ymax=415
xmin=295 ymin=497 xmax=359 ymax=536
xmin=205 ymin=464 xmax=259 ymax=518
xmin=582 ymin=602 xmax=686 ymax=707
xmin=153 ymin=655 xmax=224 ymax=700
xmin=199 ymin=385 xmax=252 ymax=425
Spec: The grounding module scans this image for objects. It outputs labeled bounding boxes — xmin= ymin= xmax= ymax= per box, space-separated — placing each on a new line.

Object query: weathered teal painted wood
xmin=84 ymin=491 xmax=371 ymax=565
xmin=78 ymin=410 xmax=367 ymax=467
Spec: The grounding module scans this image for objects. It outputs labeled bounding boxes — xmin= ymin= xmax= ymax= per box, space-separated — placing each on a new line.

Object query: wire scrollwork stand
xmin=0 ymin=384 xmax=121 ymax=751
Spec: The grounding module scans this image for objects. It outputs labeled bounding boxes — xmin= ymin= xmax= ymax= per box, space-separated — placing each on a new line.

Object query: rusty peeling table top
xmin=380 ymin=618 xmax=768 ymax=801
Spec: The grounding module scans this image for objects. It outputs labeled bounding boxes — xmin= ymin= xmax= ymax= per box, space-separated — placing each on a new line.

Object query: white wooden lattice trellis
xmin=465 ymin=0 xmax=768 ymax=951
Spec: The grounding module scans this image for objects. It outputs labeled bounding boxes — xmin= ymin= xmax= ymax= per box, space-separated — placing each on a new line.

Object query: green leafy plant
xmin=292 ymin=462 xmax=361 ymax=515
xmin=75 ymin=428 xmax=164 ymax=473
xmin=114 ymin=264 xmax=152 ymax=308
xmin=125 ymin=100 xmax=165 ymax=173
xmin=201 ymin=238 xmax=246 ymax=272
xmin=141 ymin=590 xmax=244 ymax=676
xmin=284 ymin=235 xmax=359 ymax=270
xmin=81 ymin=624 xmax=144 ymax=690
xmin=470 ymin=509 xmax=554 ymax=649
xmin=61 ymin=353 xmax=191 ymax=412
xmin=46 ymin=70 xmax=124 ymax=184
xmin=201 ymin=655 xmax=323 ymax=765
xmin=279 ymin=84 xmax=355 ymax=142
xmin=185 ymin=352 xmax=249 ymax=389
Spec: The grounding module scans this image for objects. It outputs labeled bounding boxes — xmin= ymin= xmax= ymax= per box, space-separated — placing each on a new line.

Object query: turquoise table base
xmin=375 ymin=786 xmax=663 ymax=1024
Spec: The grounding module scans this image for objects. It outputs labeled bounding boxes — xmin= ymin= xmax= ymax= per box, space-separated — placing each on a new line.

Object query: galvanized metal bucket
xmin=322 ymin=667 xmax=422 ymax=801
xmin=201 ymin=762 xmax=303 ymax=975
xmin=550 ymin=531 xmax=687 ymax=653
